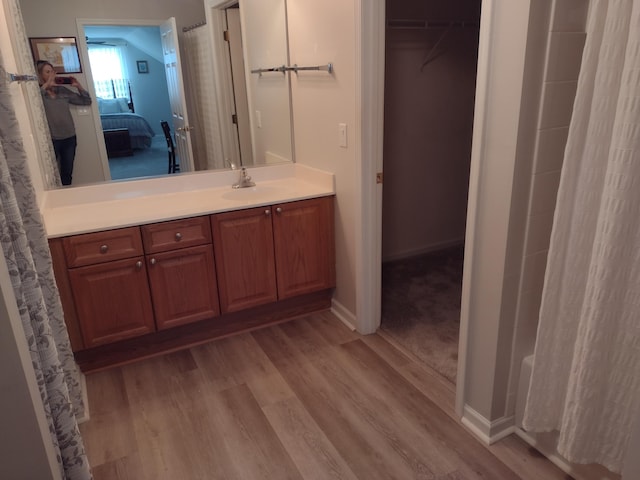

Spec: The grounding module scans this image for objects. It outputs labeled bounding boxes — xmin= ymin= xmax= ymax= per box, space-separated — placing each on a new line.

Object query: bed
xmin=98 ymin=98 xmax=155 ymax=150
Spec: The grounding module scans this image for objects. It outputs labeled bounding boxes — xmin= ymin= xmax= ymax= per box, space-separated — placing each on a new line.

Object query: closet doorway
xmin=379 ymin=0 xmax=482 ymax=387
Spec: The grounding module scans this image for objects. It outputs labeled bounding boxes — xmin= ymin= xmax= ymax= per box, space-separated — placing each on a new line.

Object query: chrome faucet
xmin=232 ymin=167 xmax=255 ymax=189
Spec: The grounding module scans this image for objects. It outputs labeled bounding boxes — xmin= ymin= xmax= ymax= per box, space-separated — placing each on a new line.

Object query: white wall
xmin=507 ymin=0 xmax=587 ymax=415
xmin=459 ymin=0 xmax=589 ymax=442
xmin=19 ymin=0 xmax=205 ymax=186
xmin=241 ymin=0 xmax=292 ymax=164
xmin=382 ymin=0 xmax=480 ymax=261
xmin=287 ymin=0 xmax=359 ymax=317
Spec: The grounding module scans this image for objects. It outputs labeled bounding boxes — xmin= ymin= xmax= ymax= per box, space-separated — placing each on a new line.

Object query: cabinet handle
xmin=265 ymin=209 xmax=271 ymax=216
xmin=135 ymin=261 xmax=143 ymax=269
xmin=150 ymin=258 xmax=157 ymax=265
xmin=276 ymin=207 xmax=283 ymax=214
xmin=100 ymin=244 xmax=108 ymax=254
xmin=175 ymin=232 xmax=183 ymax=241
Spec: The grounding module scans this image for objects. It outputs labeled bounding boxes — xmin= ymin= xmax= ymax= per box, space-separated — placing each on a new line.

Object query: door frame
xmin=75 ymin=18 xmax=178 ymax=180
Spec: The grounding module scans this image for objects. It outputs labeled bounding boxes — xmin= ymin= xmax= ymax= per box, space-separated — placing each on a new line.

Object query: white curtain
xmin=523 ymin=0 xmax=640 ymax=474
xmin=183 ymin=25 xmax=226 ymax=170
xmin=87 ymin=45 xmax=129 ymax=99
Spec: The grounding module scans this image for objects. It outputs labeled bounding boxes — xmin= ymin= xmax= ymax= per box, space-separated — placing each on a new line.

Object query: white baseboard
xmin=330 ymin=299 xmax=357 ymax=331
xmin=382 ymin=238 xmax=465 ymax=263
xmin=461 ymin=405 xmax=515 ymax=444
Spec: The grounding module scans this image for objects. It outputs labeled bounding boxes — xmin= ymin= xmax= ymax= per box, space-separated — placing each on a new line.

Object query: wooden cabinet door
xmin=147 ymin=244 xmax=220 ymax=330
xmin=68 ymin=257 xmax=155 ymax=348
xmin=211 ymin=207 xmax=277 ymax=313
xmin=273 ymin=197 xmax=336 ymax=299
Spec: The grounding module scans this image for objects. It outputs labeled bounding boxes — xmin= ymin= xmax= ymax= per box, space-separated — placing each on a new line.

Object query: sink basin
xmin=221 ymin=185 xmax=291 ymax=202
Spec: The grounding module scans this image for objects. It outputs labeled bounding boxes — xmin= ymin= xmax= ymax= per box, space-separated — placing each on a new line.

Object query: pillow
xmin=97 ymin=98 xmax=131 ymax=114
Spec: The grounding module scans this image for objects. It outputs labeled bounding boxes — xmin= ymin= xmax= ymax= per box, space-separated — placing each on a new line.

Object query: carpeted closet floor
xmin=380 ymin=244 xmax=464 ymax=384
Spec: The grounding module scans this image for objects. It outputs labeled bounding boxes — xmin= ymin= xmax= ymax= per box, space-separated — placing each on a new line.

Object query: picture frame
xmin=29 ymin=37 xmax=82 ymax=73
xmin=136 ymin=60 xmax=149 ymax=74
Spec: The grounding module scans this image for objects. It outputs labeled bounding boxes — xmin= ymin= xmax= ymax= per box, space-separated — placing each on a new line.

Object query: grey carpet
xmin=381 ymin=244 xmax=464 ymax=384
xmin=108 ymin=135 xmax=171 ymax=181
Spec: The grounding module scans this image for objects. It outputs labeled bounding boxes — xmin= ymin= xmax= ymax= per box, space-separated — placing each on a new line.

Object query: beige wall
xmin=382 ymin=0 xmax=480 ymax=261
xmin=19 ymin=0 xmax=205 ymax=186
xmin=287 ymin=0 xmax=359 ymax=317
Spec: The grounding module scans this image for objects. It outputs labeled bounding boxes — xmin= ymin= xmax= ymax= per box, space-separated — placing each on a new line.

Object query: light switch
xmin=256 ymin=110 xmax=262 ymax=128
xmin=77 ymin=107 xmax=90 ymax=116
xmin=338 ymin=123 xmax=347 ymax=148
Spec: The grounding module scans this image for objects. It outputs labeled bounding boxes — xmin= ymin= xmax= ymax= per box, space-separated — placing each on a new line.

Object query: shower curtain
xmin=1 ymin=51 xmax=92 ymax=480
xmin=183 ymin=24 xmax=226 ymax=171
xmin=523 ymin=0 xmax=640 ymax=474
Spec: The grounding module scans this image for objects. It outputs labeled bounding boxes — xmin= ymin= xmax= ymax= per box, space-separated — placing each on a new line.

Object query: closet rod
xmin=387 ymin=19 xmax=479 ymax=30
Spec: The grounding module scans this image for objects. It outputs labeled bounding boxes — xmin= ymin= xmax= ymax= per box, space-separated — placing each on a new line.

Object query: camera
xmin=55 ymin=77 xmax=73 ymax=84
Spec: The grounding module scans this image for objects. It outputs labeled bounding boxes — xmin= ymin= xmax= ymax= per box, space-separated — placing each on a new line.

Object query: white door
xmin=225 ymin=7 xmax=253 ymax=165
xmin=160 ymin=17 xmax=194 ymax=172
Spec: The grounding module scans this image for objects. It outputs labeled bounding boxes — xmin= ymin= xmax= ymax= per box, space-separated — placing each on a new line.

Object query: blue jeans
xmin=53 ymin=135 xmax=77 ymax=185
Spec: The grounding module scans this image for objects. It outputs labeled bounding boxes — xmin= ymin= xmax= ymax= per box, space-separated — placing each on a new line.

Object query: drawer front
xmin=63 ymin=227 xmax=143 ymax=268
xmin=141 ymin=216 xmax=212 ymax=254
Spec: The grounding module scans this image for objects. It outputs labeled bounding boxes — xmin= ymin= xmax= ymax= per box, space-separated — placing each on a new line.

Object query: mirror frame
xmin=75 ymin=18 xmax=174 ymax=183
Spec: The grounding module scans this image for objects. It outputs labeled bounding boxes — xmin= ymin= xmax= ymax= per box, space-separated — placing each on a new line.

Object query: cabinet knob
xmin=150 ymin=258 xmax=157 ymax=265
xmin=265 ymin=209 xmax=271 ymax=216
xmin=100 ymin=244 xmax=108 ymax=254
xmin=135 ymin=261 xmax=143 ymax=269
xmin=276 ymin=207 xmax=283 ymax=214
xmin=175 ymin=232 xmax=183 ymax=241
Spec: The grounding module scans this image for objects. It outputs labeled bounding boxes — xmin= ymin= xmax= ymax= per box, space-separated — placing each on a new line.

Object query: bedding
xmin=98 ymin=97 xmax=155 ymax=149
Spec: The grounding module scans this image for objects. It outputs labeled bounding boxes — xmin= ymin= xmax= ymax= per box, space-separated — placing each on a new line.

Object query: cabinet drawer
xmin=141 ymin=216 xmax=212 ymax=254
xmin=63 ymin=227 xmax=143 ymax=268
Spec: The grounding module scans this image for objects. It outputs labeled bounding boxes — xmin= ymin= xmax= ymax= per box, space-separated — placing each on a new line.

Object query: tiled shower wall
xmin=508 ymin=0 xmax=589 ymax=412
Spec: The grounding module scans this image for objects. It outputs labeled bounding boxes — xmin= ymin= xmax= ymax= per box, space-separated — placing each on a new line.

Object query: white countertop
xmin=42 ymin=164 xmax=335 ymax=238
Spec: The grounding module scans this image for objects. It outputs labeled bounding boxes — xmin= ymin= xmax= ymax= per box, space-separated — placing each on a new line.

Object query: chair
xmin=161 ymin=121 xmax=180 ymax=174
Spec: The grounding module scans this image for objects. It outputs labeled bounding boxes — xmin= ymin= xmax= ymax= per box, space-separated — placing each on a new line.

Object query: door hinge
xmin=223 ymin=30 xmax=230 ymax=42
xmin=232 ymin=113 xmax=238 ymax=125
xmin=376 ymin=172 xmax=383 ymax=184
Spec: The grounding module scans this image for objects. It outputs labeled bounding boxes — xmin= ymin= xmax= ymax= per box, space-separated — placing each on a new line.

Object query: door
xmin=211 ymin=207 xmax=277 ymax=313
xmin=146 ymin=245 xmax=220 ymax=330
xmin=225 ymin=7 xmax=253 ymax=165
xmin=161 ymin=17 xmax=195 ymax=172
xmin=68 ymin=257 xmax=155 ymax=348
xmin=273 ymin=197 xmax=336 ymax=299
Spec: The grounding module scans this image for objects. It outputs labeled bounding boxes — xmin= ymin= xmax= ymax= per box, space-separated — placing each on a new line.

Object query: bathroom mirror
xmin=17 ymin=0 xmax=293 ymax=189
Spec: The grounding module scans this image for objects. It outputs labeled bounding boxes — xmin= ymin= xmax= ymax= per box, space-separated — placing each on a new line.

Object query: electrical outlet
xmin=338 ymin=123 xmax=347 ymax=148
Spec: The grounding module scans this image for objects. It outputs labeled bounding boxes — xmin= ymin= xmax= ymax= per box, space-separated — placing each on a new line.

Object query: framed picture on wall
xmin=29 ymin=37 xmax=82 ymax=73
xmin=136 ymin=60 xmax=149 ymax=74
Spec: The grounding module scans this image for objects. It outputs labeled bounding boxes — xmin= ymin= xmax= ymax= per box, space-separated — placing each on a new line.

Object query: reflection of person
xmin=37 ymin=60 xmax=92 ymax=185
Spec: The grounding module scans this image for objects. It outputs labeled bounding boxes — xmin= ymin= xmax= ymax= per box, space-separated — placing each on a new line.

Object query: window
xmin=87 ymin=46 xmax=129 ymax=99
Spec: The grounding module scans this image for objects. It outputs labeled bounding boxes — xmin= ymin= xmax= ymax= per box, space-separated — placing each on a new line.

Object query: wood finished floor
xmin=79 ymin=311 xmax=570 ymax=480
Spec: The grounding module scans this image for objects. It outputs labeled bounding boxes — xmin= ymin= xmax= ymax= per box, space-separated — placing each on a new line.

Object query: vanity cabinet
xmin=49 ymin=195 xmax=335 ymax=371
xmin=211 ymin=196 xmax=335 ymax=313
